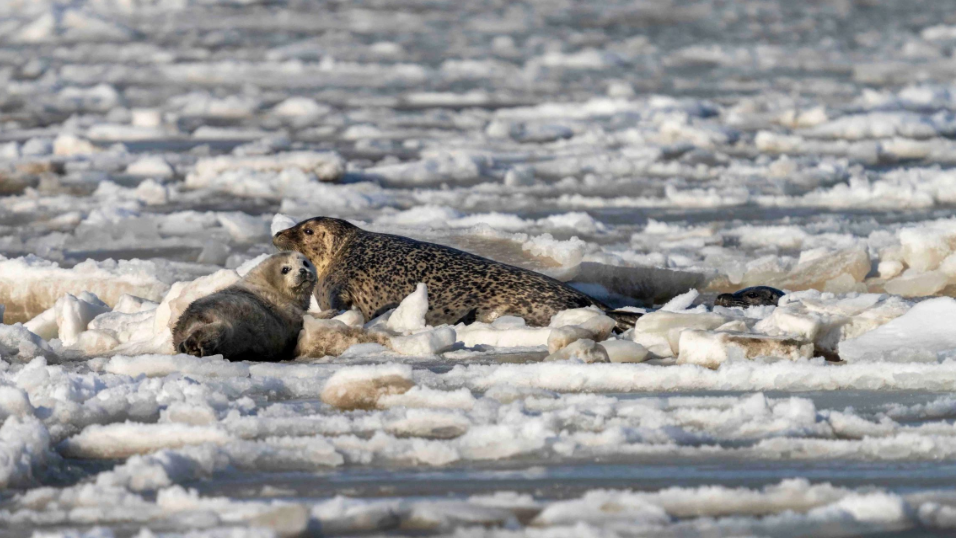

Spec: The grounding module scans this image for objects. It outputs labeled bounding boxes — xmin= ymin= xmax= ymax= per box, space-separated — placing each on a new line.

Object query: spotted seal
xmin=173 ymin=252 xmax=316 ymax=361
xmin=714 ymin=286 xmax=785 ymax=308
xmin=273 ymin=217 xmax=639 ymax=329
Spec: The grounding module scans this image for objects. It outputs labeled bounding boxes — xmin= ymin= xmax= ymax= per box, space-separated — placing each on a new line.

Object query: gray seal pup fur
xmin=173 ymin=252 xmax=317 ymax=361
xmin=296 ymin=318 xmax=392 ymax=358
xmin=273 ymin=217 xmax=639 ymax=329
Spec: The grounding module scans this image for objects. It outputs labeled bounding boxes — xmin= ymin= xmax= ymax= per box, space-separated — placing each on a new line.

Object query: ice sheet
xmin=4 ymin=0 xmax=956 ymax=535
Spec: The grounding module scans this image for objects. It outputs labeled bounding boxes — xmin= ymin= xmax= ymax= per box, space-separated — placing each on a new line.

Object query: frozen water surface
xmin=6 ymin=0 xmax=956 ymax=536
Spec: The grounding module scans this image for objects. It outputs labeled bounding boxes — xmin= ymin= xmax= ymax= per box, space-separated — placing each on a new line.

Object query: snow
xmin=660 ymin=288 xmax=700 ymax=311
xmin=152 ymin=269 xmax=239 ymax=336
xmin=186 ymin=152 xmax=346 ymax=196
xmin=0 ymin=257 xmax=171 ymax=325
xmin=386 ymin=283 xmax=428 ymax=334
xmin=269 ymin=213 xmax=297 ymax=236
xmin=389 ymin=326 xmax=457 ymax=356
xmin=631 ymin=311 xmax=728 ymax=358
xmin=126 ymin=156 xmax=174 ymax=178
xmin=0 ymin=324 xmax=55 ymax=362
xmin=53 ymin=292 xmax=111 ymax=346
xmin=543 ymin=338 xmax=609 ymax=363
xmin=677 ymin=330 xmax=814 ymax=369
xmin=271 ymin=97 xmax=330 ymax=119
xmin=60 ymin=423 xmax=232 ymax=459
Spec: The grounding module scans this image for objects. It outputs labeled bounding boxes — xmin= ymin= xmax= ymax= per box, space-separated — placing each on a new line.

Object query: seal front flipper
xmin=329 ymin=286 xmax=353 ymax=312
xmin=605 ymin=309 xmax=643 ymax=332
xmin=454 ymin=308 xmax=479 ymax=325
xmin=178 ymin=323 xmax=228 ymax=357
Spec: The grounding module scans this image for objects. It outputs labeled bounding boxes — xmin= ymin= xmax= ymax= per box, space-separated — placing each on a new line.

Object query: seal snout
xmin=294 ymin=254 xmax=317 ymax=288
xmin=273 ymin=228 xmax=295 ymax=251
xmin=297 ymin=266 xmax=316 ymax=283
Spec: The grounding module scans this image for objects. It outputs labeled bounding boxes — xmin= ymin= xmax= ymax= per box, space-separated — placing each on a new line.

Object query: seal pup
xmin=173 ymin=252 xmax=316 ymax=361
xmin=273 ymin=217 xmax=640 ymax=329
xmin=714 ymin=286 xmax=785 ymax=308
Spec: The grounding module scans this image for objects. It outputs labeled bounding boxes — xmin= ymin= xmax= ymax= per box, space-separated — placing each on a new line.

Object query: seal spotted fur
xmin=173 ymin=252 xmax=316 ymax=361
xmin=273 ymin=217 xmax=639 ymax=329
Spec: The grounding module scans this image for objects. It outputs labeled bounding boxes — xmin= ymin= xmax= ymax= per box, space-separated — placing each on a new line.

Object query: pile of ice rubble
xmin=7 ymin=356 xmax=956 ymax=534
xmin=3 ymin=475 xmax=956 ymax=535
xmin=5 ymin=245 xmax=956 ymax=368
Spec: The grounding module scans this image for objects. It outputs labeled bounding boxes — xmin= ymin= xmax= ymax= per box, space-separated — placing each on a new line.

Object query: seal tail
xmin=605 ymin=309 xmax=643 ymax=332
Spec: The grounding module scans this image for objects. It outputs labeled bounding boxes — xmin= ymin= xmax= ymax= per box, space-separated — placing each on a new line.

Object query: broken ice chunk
xmin=320 ymin=364 xmax=414 ymax=410
xmin=631 ymin=311 xmax=727 ymax=357
xmin=0 ymin=324 xmax=55 ymax=362
xmin=333 ymin=308 xmax=365 ymax=328
xmin=840 ymin=297 xmax=956 ymax=363
xmin=549 ymin=307 xmax=616 ymax=341
xmin=74 ymin=329 xmax=120 ymax=355
xmin=387 ymin=283 xmax=428 ymax=334
xmin=884 ymin=270 xmax=948 ymax=297
xmin=547 ymin=326 xmax=594 ymax=353
xmin=677 ymin=330 xmax=814 ymax=369
xmin=900 ymin=227 xmax=956 ymax=272
xmin=774 ymin=247 xmax=870 ymax=292
xmin=389 ymin=327 xmax=457 ymax=356
xmin=754 ymin=308 xmax=824 ymax=342
xmin=55 ymin=292 xmax=111 ymax=346
xmin=544 ymin=339 xmax=610 ymax=363
xmin=600 ymin=339 xmax=650 ymax=363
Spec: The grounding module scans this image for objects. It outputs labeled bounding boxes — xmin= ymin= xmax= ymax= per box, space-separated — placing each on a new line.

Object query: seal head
xmin=273 ymin=217 xmax=357 ymax=283
xmin=242 ymin=251 xmax=318 ymax=311
xmin=714 ymin=286 xmax=785 ymax=308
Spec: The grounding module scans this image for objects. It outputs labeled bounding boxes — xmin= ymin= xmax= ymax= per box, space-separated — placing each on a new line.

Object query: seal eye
xmin=303 ymin=260 xmax=310 ymax=267
xmin=282 ymin=267 xmax=291 ymax=274
xmin=304 ymin=229 xmax=314 ymax=235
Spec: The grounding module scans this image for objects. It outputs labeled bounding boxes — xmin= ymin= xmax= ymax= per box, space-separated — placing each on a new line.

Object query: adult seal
xmin=173 ymin=252 xmax=316 ymax=361
xmin=273 ymin=217 xmax=639 ymax=329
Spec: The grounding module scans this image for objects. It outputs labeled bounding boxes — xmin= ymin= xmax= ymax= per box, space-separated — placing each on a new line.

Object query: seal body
xmin=173 ymin=252 xmax=316 ymax=361
xmin=274 ymin=217 xmax=634 ymax=327
xmin=715 ymin=286 xmax=785 ymax=308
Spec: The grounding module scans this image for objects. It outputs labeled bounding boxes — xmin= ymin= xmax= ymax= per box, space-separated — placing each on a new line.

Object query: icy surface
xmin=5 ymin=0 xmax=956 ymax=535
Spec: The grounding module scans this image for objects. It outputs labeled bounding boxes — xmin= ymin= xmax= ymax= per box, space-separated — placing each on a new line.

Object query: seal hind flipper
xmin=605 ymin=309 xmax=643 ymax=332
xmin=180 ymin=323 xmax=227 ymax=357
xmin=455 ymin=308 xmax=479 ymax=325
